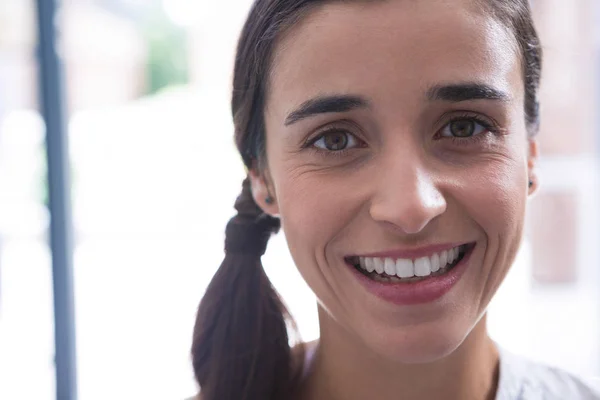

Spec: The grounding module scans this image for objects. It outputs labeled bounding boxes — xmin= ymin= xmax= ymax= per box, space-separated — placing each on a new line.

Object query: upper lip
xmin=351 ymin=242 xmax=472 ymax=260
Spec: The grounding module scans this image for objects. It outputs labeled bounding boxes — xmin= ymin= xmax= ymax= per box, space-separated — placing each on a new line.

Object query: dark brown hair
xmin=191 ymin=1 xmax=542 ymax=399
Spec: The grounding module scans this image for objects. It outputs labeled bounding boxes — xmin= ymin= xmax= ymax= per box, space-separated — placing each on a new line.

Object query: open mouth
xmin=345 ymin=243 xmax=476 ymax=284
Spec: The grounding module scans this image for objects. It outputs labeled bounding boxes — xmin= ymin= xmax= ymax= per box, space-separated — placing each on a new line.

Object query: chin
xmin=360 ymin=320 xmax=471 ymax=364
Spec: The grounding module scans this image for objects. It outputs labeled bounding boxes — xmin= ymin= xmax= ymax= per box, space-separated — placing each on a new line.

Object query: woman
xmin=191 ymin=0 xmax=600 ymax=399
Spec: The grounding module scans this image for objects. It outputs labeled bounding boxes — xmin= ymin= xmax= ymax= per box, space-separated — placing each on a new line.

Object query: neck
xmin=298 ymin=308 xmax=499 ymax=400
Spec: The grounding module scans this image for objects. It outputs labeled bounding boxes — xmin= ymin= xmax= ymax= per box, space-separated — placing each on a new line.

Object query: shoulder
xmin=497 ymin=347 xmax=600 ymax=400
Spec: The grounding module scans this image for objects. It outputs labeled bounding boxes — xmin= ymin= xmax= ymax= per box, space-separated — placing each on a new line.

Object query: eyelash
xmin=302 ymin=125 xmax=365 ymax=158
xmin=436 ymin=113 xmax=500 ymax=146
xmin=303 ymin=113 xmax=500 ymax=156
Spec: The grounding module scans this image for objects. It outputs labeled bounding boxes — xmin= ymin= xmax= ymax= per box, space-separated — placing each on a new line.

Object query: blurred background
xmin=0 ymin=0 xmax=599 ymax=399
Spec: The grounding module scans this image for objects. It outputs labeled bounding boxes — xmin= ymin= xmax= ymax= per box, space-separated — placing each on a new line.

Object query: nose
xmin=369 ymin=155 xmax=447 ymax=235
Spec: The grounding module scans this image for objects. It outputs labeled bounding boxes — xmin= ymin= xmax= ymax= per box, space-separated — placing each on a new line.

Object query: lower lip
xmin=347 ymin=246 xmax=474 ymax=306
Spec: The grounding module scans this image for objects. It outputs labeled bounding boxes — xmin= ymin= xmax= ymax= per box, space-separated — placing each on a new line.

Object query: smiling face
xmin=251 ymin=0 xmax=537 ymax=363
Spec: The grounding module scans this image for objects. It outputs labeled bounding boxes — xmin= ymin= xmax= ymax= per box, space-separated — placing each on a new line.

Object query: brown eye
xmin=440 ymin=118 xmax=487 ymax=138
xmin=313 ymin=130 xmax=359 ymax=151
xmin=450 ymin=120 xmax=475 ymax=137
xmin=323 ymin=131 xmax=348 ymax=150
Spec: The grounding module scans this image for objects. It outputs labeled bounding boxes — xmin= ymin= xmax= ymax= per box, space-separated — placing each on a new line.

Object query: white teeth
xmin=440 ymin=250 xmax=448 ymax=267
xmin=430 ymin=252 xmax=441 ymax=273
xmin=414 ymin=257 xmax=432 ymax=277
xmin=396 ymin=258 xmax=414 ymax=278
xmin=355 ymin=245 xmax=467 ymax=280
xmin=365 ymin=257 xmax=375 ymax=273
xmin=374 ymin=258 xmax=385 ymax=274
xmin=384 ymin=258 xmax=396 ymax=275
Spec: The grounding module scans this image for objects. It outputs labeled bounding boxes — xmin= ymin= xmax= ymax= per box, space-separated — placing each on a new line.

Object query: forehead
xmin=267 ymin=0 xmax=522 ymax=116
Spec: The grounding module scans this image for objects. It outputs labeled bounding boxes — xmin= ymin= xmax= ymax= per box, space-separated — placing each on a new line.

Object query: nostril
xmin=369 ymin=193 xmax=447 ymax=235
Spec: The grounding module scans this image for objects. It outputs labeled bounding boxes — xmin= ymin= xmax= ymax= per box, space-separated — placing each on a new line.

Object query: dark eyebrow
xmin=284 ymin=95 xmax=370 ymax=126
xmin=426 ymin=83 xmax=511 ymax=103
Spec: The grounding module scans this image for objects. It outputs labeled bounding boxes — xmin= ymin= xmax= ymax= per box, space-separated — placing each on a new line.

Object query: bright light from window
xmin=162 ymin=0 xmax=201 ymax=27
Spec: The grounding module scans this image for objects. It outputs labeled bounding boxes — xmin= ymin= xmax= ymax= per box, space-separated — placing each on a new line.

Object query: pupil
xmin=450 ymin=120 xmax=474 ymax=137
xmin=325 ymin=132 xmax=348 ymax=150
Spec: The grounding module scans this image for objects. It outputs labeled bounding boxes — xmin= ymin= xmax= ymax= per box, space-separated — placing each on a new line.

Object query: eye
xmin=439 ymin=118 xmax=489 ymax=138
xmin=312 ymin=129 xmax=361 ymax=151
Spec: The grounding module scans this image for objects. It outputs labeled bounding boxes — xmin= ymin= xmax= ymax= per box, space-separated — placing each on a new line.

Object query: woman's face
xmin=253 ymin=0 xmax=537 ymax=362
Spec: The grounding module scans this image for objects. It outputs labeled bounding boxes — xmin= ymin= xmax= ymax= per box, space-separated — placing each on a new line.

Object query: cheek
xmin=451 ymin=129 xmax=529 ymax=241
xmin=464 ymin=161 xmax=526 ymax=233
xmin=275 ymin=166 xmax=355 ymax=259
xmin=454 ymin=154 xmax=528 ymax=295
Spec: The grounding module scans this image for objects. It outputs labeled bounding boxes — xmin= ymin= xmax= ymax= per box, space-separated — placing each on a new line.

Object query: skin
xmin=250 ymin=0 xmax=539 ymax=399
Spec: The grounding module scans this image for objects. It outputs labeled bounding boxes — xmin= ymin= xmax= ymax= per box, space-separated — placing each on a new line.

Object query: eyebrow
xmin=426 ymin=83 xmax=511 ymax=103
xmin=284 ymin=95 xmax=370 ymax=126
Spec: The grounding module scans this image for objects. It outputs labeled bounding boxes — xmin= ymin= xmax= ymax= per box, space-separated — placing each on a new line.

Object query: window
xmin=0 ymin=1 xmax=55 ymax=399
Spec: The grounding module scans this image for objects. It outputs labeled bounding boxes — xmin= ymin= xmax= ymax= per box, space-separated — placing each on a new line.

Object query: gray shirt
xmin=497 ymin=347 xmax=600 ymax=400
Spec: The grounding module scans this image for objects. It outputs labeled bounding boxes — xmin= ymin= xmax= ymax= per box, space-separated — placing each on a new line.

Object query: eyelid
xmin=434 ymin=111 xmax=501 ymax=134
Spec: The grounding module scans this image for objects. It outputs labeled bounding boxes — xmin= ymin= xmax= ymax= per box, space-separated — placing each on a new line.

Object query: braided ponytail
xmin=191 ymin=178 xmax=301 ymax=400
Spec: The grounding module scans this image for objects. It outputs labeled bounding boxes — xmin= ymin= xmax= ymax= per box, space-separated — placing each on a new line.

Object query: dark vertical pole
xmin=35 ymin=1 xmax=78 ymax=399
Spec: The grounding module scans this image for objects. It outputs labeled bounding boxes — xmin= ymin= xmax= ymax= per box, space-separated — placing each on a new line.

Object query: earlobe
xmin=248 ymin=169 xmax=279 ymax=216
xmin=527 ymin=139 xmax=539 ymax=195
xmin=528 ymin=176 xmax=538 ymax=195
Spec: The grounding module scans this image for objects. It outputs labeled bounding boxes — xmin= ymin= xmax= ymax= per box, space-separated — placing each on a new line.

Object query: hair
xmin=191 ymin=1 xmax=542 ymax=399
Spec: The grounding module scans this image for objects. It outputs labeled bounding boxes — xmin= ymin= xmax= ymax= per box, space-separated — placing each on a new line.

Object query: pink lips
xmin=347 ymin=243 xmax=474 ymax=306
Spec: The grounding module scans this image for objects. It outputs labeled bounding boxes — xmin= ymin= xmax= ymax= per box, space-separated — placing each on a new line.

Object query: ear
xmin=248 ymin=168 xmax=280 ymax=216
xmin=527 ymin=138 xmax=539 ymax=195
